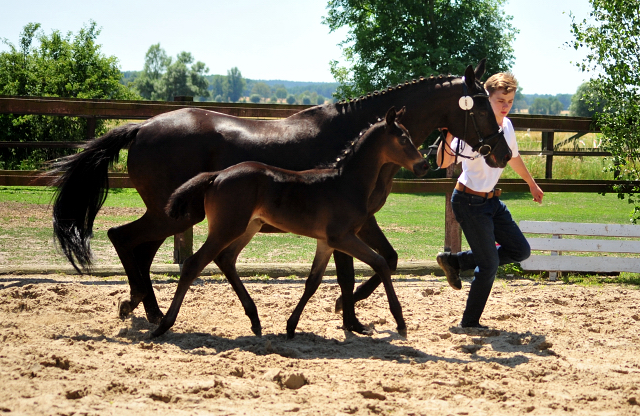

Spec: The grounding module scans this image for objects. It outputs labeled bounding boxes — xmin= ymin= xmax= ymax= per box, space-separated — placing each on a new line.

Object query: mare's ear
xmin=395 ymin=106 xmax=406 ymax=122
xmin=464 ymin=65 xmax=475 ymax=89
xmin=474 ymin=58 xmax=487 ymax=80
xmin=385 ymin=106 xmax=397 ymax=127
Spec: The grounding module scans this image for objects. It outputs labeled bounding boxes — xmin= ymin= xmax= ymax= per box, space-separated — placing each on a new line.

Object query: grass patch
xmin=0 ymin=186 xmax=638 ymax=275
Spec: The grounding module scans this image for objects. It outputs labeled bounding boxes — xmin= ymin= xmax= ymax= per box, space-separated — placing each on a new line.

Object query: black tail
xmin=49 ymin=123 xmax=141 ymax=273
xmin=166 ymin=172 xmax=218 ymax=221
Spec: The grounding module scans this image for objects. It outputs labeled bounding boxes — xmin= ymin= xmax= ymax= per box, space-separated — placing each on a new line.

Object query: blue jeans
xmin=451 ymin=189 xmax=530 ymax=326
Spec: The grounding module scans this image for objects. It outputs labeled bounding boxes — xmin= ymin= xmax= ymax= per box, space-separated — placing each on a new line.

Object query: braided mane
xmin=335 ymin=74 xmax=460 ymax=107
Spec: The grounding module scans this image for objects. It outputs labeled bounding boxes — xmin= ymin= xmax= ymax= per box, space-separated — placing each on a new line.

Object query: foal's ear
xmin=385 ymin=106 xmax=397 ymax=127
xmin=395 ymin=106 xmax=406 ymax=122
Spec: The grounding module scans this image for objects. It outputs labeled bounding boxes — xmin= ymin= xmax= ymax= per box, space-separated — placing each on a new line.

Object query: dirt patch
xmin=1 ymin=273 xmax=639 ymax=415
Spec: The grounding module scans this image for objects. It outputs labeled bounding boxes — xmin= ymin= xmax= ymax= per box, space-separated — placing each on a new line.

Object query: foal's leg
xmin=335 ymin=216 xmax=396 ymax=313
xmin=213 ymin=220 xmax=263 ymax=336
xmin=286 ymin=240 xmax=333 ymax=339
xmin=329 ymin=233 xmax=406 ymax=337
xmin=151 ymin=235 xmax=226 ymax=337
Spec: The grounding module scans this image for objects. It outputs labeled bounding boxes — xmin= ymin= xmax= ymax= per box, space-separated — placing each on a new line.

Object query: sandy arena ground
xmin=1 ymin=272 xmax=639 ymax=415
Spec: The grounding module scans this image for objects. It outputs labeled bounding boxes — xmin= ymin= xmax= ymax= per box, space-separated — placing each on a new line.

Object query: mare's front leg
xmin=335 ymin=216 xmax=396 ymax=312
xmin=329 ymin=233 xmax=406 ymax=337
xmin=214 ymin=221 xmax=263 ymax=336
xmin=333 ymin=251 xmax=367 ymax=334
xmin=286 ymin=240 xmax=333 ymax=339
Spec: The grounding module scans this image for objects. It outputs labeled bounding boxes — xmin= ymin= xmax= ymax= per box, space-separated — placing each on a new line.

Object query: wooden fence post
xmin=173 ymin=96 xmax=194 ymax=264
xmin=444 ymin=163 xmax=462 ymax=253
xmin=542 ymin=131 xmax=555 ymax=179
xmin=86 ymin=116 xmax=96 ymax=140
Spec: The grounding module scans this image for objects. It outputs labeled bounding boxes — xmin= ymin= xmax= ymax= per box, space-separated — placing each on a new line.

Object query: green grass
xmin=0 ymin=186 xmax=637 ymax=272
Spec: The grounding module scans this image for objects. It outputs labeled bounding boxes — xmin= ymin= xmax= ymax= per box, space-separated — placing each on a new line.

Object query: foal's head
xmin=375 ymin=107 xmax=429 ymax=177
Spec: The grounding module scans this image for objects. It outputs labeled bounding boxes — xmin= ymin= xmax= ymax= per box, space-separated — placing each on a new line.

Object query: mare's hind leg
xmin=108 ymin=211 xmax=196 ymax=324
xmin=286 ymin=240 xmax=333 ymax=339
xmin=335 ymin=216 xmax=396 ymax=312
xmin=213 ymin=220 xmax=263 ymax=336
xmin=329 ymin=233 xmax=406 ymax=337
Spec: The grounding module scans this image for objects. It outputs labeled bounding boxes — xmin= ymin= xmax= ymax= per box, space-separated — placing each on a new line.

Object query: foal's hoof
xmin=334 ymin=296 xmax=343 ymax=313
xmin=118 ymin=299 xmax=133 ymax=320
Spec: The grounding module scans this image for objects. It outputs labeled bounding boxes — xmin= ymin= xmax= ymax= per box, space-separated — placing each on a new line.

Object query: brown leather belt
xmin=455 ymin=182 xmax=502 ymax=198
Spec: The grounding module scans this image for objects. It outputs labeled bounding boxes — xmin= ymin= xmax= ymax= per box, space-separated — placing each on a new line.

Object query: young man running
xmin=436 ymin=72 xmax=544 ymax=329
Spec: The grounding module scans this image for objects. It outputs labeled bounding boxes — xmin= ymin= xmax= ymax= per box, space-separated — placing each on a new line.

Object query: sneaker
xmin=436 ymin=252 xmax=462 ymax=290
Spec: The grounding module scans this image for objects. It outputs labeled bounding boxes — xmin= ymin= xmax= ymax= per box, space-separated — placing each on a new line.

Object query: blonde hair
xmin=485 ymin=72 xmax=518 ymax=95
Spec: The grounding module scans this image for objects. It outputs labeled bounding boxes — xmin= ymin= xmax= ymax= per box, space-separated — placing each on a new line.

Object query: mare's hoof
xmin=150 ymin=328 xmax=165 ymax=338
xmin=397 ymin=327 xmax=408 ymax=338
xmin=334 ymin=296 xmax=343 ymax=313
xmin=118 ymin=299 xmax=133 ymax=320
xmin=345 ymin=320 xmax=372 ymax=335
xmin=147 ymin=312 xmax=165 ymax=325
xmin=286 ymin=330 xmax=296 ymax=340
xmin=251 ymin=325 xmax=262 ymax=338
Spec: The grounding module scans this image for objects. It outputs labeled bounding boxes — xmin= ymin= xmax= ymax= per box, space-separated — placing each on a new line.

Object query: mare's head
xmin=374 ymin=107 xmax=429 ymax=177
xmin=443 ymin=59 xmax=512 ymax=168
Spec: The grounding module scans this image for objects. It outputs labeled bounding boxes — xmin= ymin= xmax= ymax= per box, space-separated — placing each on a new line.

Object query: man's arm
xmin=508 ymin=155 xmax=544 ymax=204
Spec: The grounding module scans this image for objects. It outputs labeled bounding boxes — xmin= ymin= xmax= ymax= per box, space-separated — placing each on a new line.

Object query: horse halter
xmin=458 ymin=77 xmax=503 ymax=157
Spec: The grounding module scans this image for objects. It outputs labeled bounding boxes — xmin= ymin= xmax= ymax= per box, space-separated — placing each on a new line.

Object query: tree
xmin=570 ymin=0 xmax=640 ymax=221
xmin=211 ymin=75 xmax=225 ymax=99
xmin=286 ymin=94 xmax=296 ymax=105
xmin=249 ymin=94 xmax=261 ymax=103
xmin=132 ymin=45 xmax=210 ymax=101
xmin=569 ymin=81 xmax=606 ymax=117
xmin=529 ymin=98 xmax=550 ymax=115
xmin=251 ymin=82 xmax=271 ymax=98
xmin=324 ymin=0 xmax=517 ymax=98
xmin=274 ymin=86 xmax=288 ymax=99
xmin=0 ymin=21 xmax=137 ymax=169
xmin=226 ymin=67 xmax=246 ymax=102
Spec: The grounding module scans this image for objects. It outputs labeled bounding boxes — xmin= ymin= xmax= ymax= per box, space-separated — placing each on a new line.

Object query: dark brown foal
xmin=152 ymin=107 xmax=429 ymax=338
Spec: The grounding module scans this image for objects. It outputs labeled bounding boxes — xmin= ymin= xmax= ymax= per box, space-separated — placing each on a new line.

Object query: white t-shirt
xmin=450 ymin=117 xmax=519 ymax=192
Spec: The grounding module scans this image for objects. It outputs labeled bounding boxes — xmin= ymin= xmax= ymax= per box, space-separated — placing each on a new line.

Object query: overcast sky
xmin=1 ymin=0 xmax=594 ymax=95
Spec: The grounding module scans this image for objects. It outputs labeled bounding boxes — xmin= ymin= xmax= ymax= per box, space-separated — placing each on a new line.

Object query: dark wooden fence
xmin=1 ymin=95 xmax=636 ymax=258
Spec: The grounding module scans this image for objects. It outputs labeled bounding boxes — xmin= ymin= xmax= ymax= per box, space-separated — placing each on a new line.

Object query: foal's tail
xmin=48 ymin=123 xmax=142 ymax=273
xmin=166 ymin=172 xmax=219 ymax=221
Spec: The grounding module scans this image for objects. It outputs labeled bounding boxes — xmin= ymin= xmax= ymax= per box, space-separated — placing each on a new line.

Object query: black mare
xmin=50 ymin=59 xmax=510 ymax=335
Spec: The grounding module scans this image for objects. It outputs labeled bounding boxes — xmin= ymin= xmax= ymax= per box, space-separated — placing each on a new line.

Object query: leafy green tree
xmin=286 ymin=94 xmax=296 ymax=105
xmin=211 ymin=75 xmax=225 ymax=99
xmin=317 ymin=95 xmax=326 ymax=105
xmin=158 ymin=52 xmax=209 ymax=100
xmin=569 ymin=81 xmax=606 ymax=117
xmin=251 ymin=82 xmax=271 ymax=98
xmin=249 ymin=94 xmax=261 ymax=103
xmin=274 ymin=86 xmax=288 ymax=99
xmin=0 ymin=21 xmax=137 ymax=169
xmin=226 ymin=67 xmax=246 ymax=102
xmin=570 ymin=0 xmax=640 ymax=221
xmin=529 ymin=98 xmax=550 ymax=115
xmin=324 ymin=0 xmax=517 ymax=98
xmin=132 ymin=46 xmax=209 ymax=101
xmin=548 ymin=97 xmax=563 ymax=115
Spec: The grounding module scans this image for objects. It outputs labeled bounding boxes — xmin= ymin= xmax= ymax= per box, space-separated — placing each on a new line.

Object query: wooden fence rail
xmin=0 ymin=95 xmax=629 ymax=259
